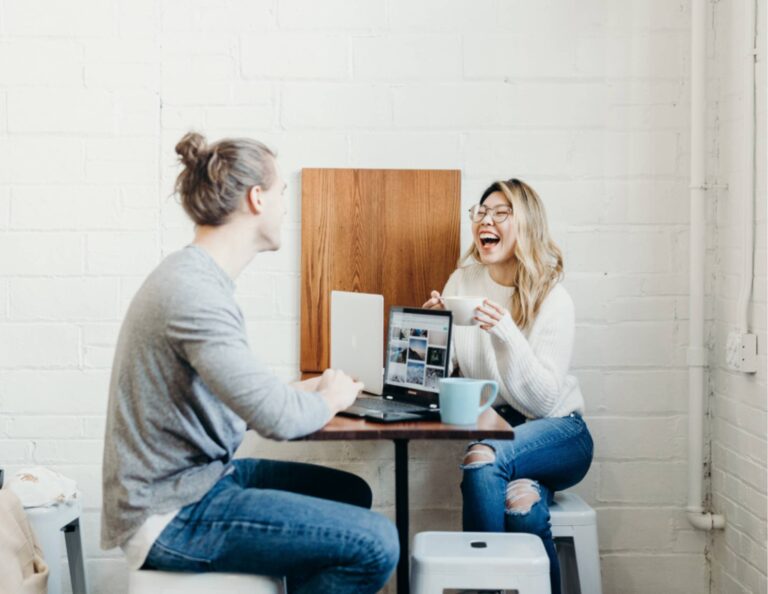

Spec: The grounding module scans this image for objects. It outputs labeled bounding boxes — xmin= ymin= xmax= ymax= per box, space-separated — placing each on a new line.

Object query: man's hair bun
xmin=174 ymin=131 xmax=277 ymax=226
xmin=175 ymin=132 xmax=209 ymax=170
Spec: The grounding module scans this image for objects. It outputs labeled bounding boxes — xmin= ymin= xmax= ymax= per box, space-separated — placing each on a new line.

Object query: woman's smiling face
xmin=472 ymin=191 xmax=517 ymax=266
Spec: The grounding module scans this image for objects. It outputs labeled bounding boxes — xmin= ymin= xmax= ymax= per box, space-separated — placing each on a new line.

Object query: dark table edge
xmin=299 ymin=429 xmax=514 ymax=441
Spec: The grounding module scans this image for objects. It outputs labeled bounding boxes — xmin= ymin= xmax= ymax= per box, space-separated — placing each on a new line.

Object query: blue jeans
xmin=143 ymin=458 xmax=399 ymax=594
xmin=461 ymin=412 xmax=593 ymax=594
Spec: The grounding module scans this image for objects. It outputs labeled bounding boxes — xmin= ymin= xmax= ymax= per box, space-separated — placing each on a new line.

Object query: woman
xmin=101 ymin=132 xmax=398 ymax=594
xmin=423 ymin=178 xmax=592 ymax=594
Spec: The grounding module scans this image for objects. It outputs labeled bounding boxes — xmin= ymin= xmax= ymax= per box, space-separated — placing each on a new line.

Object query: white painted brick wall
xmin=3 ymin=0 xmax=118 ymax=37
xmin=9 ymin=278 xmax=120 ymax=321
xmin=243 ymin=33 xmax=349 ymax=79
xmin=1 ymin=1 xmax=762 ymax=593
xmin=7 ymin=89 xmax=116 ymax=134
xmin=0 ymin=39 xmax=84 ymax=86
xmin=708 ymin=1 xmax=768 ymax=593
xmin=352 ymin=35 xmax=462 ymax=81
xmin=0 ymin=324 xmax=80 ymax=368
xmin=0 ymin=233 xmax=84 ymax=276
xmin=278 ymin=0 xmax=384 ymax=30
xmin=3 ymin=137 xmax=86 ymax=184
xmin=281 ymin=83 xmax=393 ymax=128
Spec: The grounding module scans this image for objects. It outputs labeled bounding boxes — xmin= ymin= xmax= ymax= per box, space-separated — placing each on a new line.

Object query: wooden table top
xmin=300 ymin=406 xmax=514 ymax=441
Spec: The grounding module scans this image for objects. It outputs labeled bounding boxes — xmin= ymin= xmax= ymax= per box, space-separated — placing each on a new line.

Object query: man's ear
xmin=246 ymin=186 xmax=263 ymax=214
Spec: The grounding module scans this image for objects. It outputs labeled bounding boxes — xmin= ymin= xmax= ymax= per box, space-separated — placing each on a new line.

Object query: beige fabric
xmin=6 ymin=467 xmax=78 ymax=508
xmin=0 ymin=489 xmax=49 ymax=594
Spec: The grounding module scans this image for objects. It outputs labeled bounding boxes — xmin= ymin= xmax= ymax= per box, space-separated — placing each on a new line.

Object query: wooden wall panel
xmin=300 ymin=168 xmax=461 ymax=373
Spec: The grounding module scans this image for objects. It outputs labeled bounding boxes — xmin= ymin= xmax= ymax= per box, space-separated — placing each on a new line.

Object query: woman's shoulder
xmin=539 ymin=283 xmax=575 ymax=318
xmin=450 ymin=262 xmax=486 ymax=283
xmin=546 ymin=283 xmax=573 ymax=303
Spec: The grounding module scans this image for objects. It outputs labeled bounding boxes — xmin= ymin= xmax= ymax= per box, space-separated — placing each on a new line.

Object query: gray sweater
xmin=101 ymin=245 xmax=331 ymax=550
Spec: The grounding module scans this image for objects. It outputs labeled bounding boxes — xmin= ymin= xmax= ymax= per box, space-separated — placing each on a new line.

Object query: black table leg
xmin=394 ymin=438 xmax=410 ymax=594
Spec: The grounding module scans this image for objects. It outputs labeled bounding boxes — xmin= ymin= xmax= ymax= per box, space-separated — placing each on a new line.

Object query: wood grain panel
xmin=299 ymin=169 xmax=333 ymax=371
xmin=301 ymin=168 xmax=461 ymax=373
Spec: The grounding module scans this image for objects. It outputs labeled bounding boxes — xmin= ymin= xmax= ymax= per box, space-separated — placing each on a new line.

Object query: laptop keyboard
xmin=352 ymin=396 xmax=430 ymax=413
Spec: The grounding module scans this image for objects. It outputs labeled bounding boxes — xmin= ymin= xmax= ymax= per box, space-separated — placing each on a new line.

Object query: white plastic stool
xmin=128 ymin=570 xmax=286 ymax=594
xmin=26 ymin=498 xmax=87 ymax=594
xmin=411 ymin=531 xmax=550 ymax=593
xmin=550 ymin=492 xmax=602 ymax=594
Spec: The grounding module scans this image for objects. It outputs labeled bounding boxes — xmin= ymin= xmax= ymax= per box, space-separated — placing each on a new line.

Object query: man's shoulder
xmin=132 ymin=249 xmax=233 ymax=318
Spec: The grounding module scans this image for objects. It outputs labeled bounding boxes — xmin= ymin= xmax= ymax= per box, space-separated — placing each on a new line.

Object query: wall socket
xmin=726 ymin=331 xmax=758 ymax=373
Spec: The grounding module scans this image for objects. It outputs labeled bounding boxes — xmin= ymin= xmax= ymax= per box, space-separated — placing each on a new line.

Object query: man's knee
xmin=367 ymin=515 xmax=399 ymax=577
xmin=378 ymin=520 xmax=400 ymax=577
xmin=383 ymin=519 xmax=400 ymax=567
xmin=461 ymin=443 xmax=496 ymax=469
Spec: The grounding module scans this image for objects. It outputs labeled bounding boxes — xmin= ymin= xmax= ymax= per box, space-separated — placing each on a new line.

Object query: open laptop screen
xmin=384 ymin=308 xmax=452 ymax=395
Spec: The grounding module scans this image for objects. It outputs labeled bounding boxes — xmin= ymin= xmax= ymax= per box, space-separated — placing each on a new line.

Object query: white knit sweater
xmin=443 ymin=263 xmax=584 ymax=419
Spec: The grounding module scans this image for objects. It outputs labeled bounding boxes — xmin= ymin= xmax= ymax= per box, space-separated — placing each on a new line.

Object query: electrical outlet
xmin=726 ymin=331 xmax=741 ymax=369
xmin=726 ymin=331 xmax=758 ymax=373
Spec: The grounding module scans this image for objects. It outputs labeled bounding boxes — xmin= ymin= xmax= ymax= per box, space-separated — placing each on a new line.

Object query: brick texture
xmin=708 ymin=1 xmax=768 ymax=593
xmin=0 ymin=1 xmax=764 ymax=593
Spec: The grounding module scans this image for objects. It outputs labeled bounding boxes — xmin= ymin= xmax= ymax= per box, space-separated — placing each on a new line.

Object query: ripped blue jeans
xmin=461 ymin=412 xmax=593 ymax=594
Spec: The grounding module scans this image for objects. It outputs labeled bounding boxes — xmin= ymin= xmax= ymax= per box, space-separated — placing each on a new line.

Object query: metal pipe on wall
xmin=736 ymin=0 xmax=757 ymax=334
xmin=687 ymin=0 xmax=726 ymax=531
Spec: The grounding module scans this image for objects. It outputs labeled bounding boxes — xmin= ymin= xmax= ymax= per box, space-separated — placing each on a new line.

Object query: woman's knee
xmin=461 ymin=443 xmax=497 ymax=470
xmin=460 ymin=443 xmax=500 ymax=500
xmin=504 ymin=479 xmax=550 ymax=535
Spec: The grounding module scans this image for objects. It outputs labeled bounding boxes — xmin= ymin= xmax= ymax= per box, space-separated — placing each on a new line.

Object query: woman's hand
xmin=474 ymin=299 xmax=511 ymax=332
xmin=422 ymin=290 xmax=445 ymax=310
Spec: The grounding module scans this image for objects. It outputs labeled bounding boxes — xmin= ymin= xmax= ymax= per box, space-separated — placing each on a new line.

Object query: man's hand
xmin=291 ymin=376 xmax=322 ymax=392
xmin=317 ymin=369 xmax=363 ymax=415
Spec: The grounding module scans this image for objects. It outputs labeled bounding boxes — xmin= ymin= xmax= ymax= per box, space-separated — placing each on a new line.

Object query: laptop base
xmin=338 ymin=408 xmax=440 ymax=423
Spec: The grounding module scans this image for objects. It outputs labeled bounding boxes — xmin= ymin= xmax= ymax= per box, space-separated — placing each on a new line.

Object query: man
xmin=101 ymin=132 xmax=398 ymax=593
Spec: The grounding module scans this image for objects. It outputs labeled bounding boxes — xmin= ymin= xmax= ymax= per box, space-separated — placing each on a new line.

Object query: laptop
xmin=337 ymin=299 xmax=453 ymax=422
xmin=331 ymin=291 xmax=384 ymax=395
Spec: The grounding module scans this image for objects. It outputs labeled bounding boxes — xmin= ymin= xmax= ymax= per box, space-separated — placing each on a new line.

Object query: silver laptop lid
xmin=330 ymin=291 xmax=384 ymax=395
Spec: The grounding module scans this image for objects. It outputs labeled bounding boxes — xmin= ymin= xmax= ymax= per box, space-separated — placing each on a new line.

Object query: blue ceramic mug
xmin=438 ymin=378 xmax=499 ymax=425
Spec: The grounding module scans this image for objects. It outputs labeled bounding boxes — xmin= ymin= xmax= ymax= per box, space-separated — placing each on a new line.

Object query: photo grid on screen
xmin=388 ymin=317 xmax=448 ymax=392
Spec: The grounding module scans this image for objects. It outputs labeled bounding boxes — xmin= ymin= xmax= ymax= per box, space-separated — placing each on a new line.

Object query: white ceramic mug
xmin=442 ymin=296 xmax=485 ymax=326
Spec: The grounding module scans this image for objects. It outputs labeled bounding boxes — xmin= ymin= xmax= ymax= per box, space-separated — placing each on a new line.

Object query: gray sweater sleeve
xmin=165 ymin=290 xmax=332 ymax=441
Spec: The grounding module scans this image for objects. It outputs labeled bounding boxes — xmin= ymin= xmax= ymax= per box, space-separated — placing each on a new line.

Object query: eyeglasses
xmin=468 ymin=204 xmax=513 ymax=223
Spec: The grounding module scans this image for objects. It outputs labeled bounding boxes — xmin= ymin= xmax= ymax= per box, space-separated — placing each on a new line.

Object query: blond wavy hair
xmin=460 ymin=178 xmax=563 ymax=331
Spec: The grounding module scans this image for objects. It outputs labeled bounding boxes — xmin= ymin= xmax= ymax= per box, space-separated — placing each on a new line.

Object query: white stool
xmin=25 ymin=498 xmax=87 ymax=594
xmin=128 ymin=570 xmax=286 ymax=594
xmin=411 ymin=531 xmax=550 ymax=593
xmin=550 ymin=492 xmax=602 ymax=594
